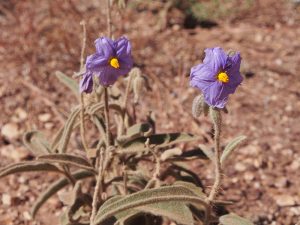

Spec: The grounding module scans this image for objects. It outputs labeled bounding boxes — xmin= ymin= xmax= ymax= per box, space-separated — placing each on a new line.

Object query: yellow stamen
xmin=217 ymin=72 xmax=229 ymax=83
xmin=110 ymin=57 xmax=120 ymax=69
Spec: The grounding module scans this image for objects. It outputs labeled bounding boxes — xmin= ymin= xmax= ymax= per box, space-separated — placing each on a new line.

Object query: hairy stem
xmin=123 ymin=74 xmax=133 ymax=109
xmin=208 ymin=109 xmax=222 ymax=201
xmin=90 ymin=149 xmax=104 ymax=225
xmin=79 ymin=20 xmax=89 ymax=153
xmin=106 ymin=0 xmax=112 ymax=38
xmin=104 ymin=88 xmax=111 ymax=146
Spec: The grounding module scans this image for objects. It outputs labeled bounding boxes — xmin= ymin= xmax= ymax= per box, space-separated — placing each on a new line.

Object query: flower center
xmin=109 ymin=57 xmax=120 ymax=69
xmin=217 ymin=72 xmax=229 ymax=83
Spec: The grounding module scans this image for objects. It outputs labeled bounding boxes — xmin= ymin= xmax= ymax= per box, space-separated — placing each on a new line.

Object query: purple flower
xmin=80 ymin=36 xmax=133 ymax=93
xmin=190 ymin=47 xmax=243 ymax=108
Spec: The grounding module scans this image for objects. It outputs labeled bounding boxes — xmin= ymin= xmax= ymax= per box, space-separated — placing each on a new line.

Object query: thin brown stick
xmin=106 ymin=0 xmax=112 ymax=38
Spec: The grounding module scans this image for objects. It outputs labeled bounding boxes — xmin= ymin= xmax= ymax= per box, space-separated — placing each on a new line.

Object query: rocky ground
xmin=0 ymin=0 xmax=300 ymax=224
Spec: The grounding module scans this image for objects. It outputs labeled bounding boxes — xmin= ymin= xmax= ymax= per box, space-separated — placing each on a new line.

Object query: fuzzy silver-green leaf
xmin=94 ymin=185 xmax=208 ymax=224
xmin=55 ymin=71 xmax=79 ymax=97
xmin=38 ymin=154 xmax=96 ymax=173
xmin=0 ymin=161 xmax=61 ymax=179
xmin=31 ymin=170 xmax=94 ymax=217
xmin=220 ymin=213 xmax=254 ymax=225
xmin=23 ymin=131 xmax=51 ymax=156
xmin=220 ymin=135 xmax=247 ymax=167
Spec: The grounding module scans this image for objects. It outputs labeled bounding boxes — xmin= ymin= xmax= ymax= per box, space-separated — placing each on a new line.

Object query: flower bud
xmin=192 ymin=94 xmax=209 ymax=117
xmin=129 ymin=67 xmax=142 ymax=79
xmin=133 ymin=74 xmax=146 ymax=104
xmin=192 ymin=94 xmax=204 ymax=118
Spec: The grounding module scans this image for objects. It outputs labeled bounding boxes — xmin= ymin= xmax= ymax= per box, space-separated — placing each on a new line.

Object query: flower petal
xmin=190 ymin=63 xmax=216 ymax=91
xmin=204 ymin=82 xmax=229 ymax=108
xmin=115 ymin=37 xmax=131 ymax=58
xmin=96 ymin=66 xmax=120 ymax=86
xmin=95 ymin=37 xmax=115 ymax=57
xmin=86 ymin=54 xmax=108 ymax=72
xmin=203 ymin=47 xmax=228 ymax=74
xmin=226 ymin=52 xmax=243 ymax=90
xmin=80 ymin=72 xmax=94 ymax=93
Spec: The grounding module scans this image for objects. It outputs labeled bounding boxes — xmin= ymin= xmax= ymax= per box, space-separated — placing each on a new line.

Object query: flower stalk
xmin=208 ymin=108 xmax=222 ymax=201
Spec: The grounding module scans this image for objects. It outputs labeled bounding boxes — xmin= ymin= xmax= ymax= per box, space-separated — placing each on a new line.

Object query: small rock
xmin=15 ymin=108 xmax=27 ymax=121
xmin=275 ymin=177 xmax=289 ymax=188
xmin=244 ymin=172 xmax=255 ymax=181
xmin=275 ymin=195 xmax=295 ymax=207
xmin=38 ymin=113 xmax=51 ymax=122
xmin=235 ymin=162 xmax=247 ymax=172
xmin=23 ymin=211 xmax=32 ymax=220
xmin=1 ymin=123 xmax=20 ymax=140
xmin=2 ymin=194 xmax=11 ymax=206
xmin=45 ymin=122 xmax=54 ymax=129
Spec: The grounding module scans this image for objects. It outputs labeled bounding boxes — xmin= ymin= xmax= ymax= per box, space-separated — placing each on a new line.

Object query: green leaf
xmin=220 ymin=135 xmax=247 ymax=167
xmin=117 ymin=123 xmax=153 ymax=146
xmin=55 ymin=71 xmax=79 ymax=97
xmin=58 ymin=107 xmax=81 ymax=153
xmin=118 ymin=133 xmax=199 ymax=155
xmin=23 ymin=131 xmax=51 ymax=156
xmin=219 ymin=213 xmax=254 ymax=225
xmin=178 ymin=145 xmax=212 ymax=161
xmin=0 ymin=161 xmax=61 ymax=179
xmin=126 ymin=123 xmax=152 ymax=137
xmin=116 ymin=201 xmax=194 ymax=225
xmin=171 ymin=162 xmax=204 ymax=188
xmin=94 ymin=185 xmax=208 ymax=224
xmin=51 ymin=126 xmax=64 ymax=152
xmin=38 ymin=154 xmax=96 ymax=173
xmin=31 ymin=170 xmax=94 ymax=217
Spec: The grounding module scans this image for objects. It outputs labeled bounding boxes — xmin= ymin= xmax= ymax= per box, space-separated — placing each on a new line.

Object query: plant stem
xmin=90 ymin=1 xmax=113 ymax=223
xmin=90 ymin=149 xmax=104 ymax=225
xmin=106 ymin=0 xmax=112 ymax=38
xmin=208 ymin=109 xmax=222 ymax=201
xmin=103 ymin=87 xmax=111 ymax=146
xmin=79 ymin=20 xmax=89 ymax=153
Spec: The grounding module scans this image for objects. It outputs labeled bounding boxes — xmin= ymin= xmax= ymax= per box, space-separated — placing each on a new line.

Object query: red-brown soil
xmin=0 ymin=0 xmax=299 ymax=224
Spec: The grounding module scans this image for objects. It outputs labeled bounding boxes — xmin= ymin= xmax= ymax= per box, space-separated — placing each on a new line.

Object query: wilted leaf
xmin=23 ymin=131 xmax=51 ymax=156
xmin=0 ymin=161 xmax=61 ymax=179
xmin=219 ymin=213 xmax=254 ymax=225
xmin=94 ymin=185 xmax=208 ymax=224
xmin=31 ymin=170 xmax=94 ymax=217
xmin=55 ymin=71 xmax=79 ymax=97
xmin=220 ymin=136 xmax=247 ymax=167
xmin=38 ymin=154 xmax=96 ymax=173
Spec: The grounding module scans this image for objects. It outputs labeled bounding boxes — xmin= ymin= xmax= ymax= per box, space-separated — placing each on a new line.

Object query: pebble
xmin=2 ymin=194 xmax=11 ymax=206
xmin=1 ymin=123 xmax=20 ymax=140
xmin=274 ymin=177 xmax=289 ymax=188
xmin=38 ymin=113 xmax=51 ymax=122
xmin=235 ymin=162 xmax=247 ymax=172
xmin=12 ymin=108 xmax=27 ymax=122
xmin=23 ymin=211 xmax=31 ymax=220
xmin=275 ymin=195 xmax=296 ymax=207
